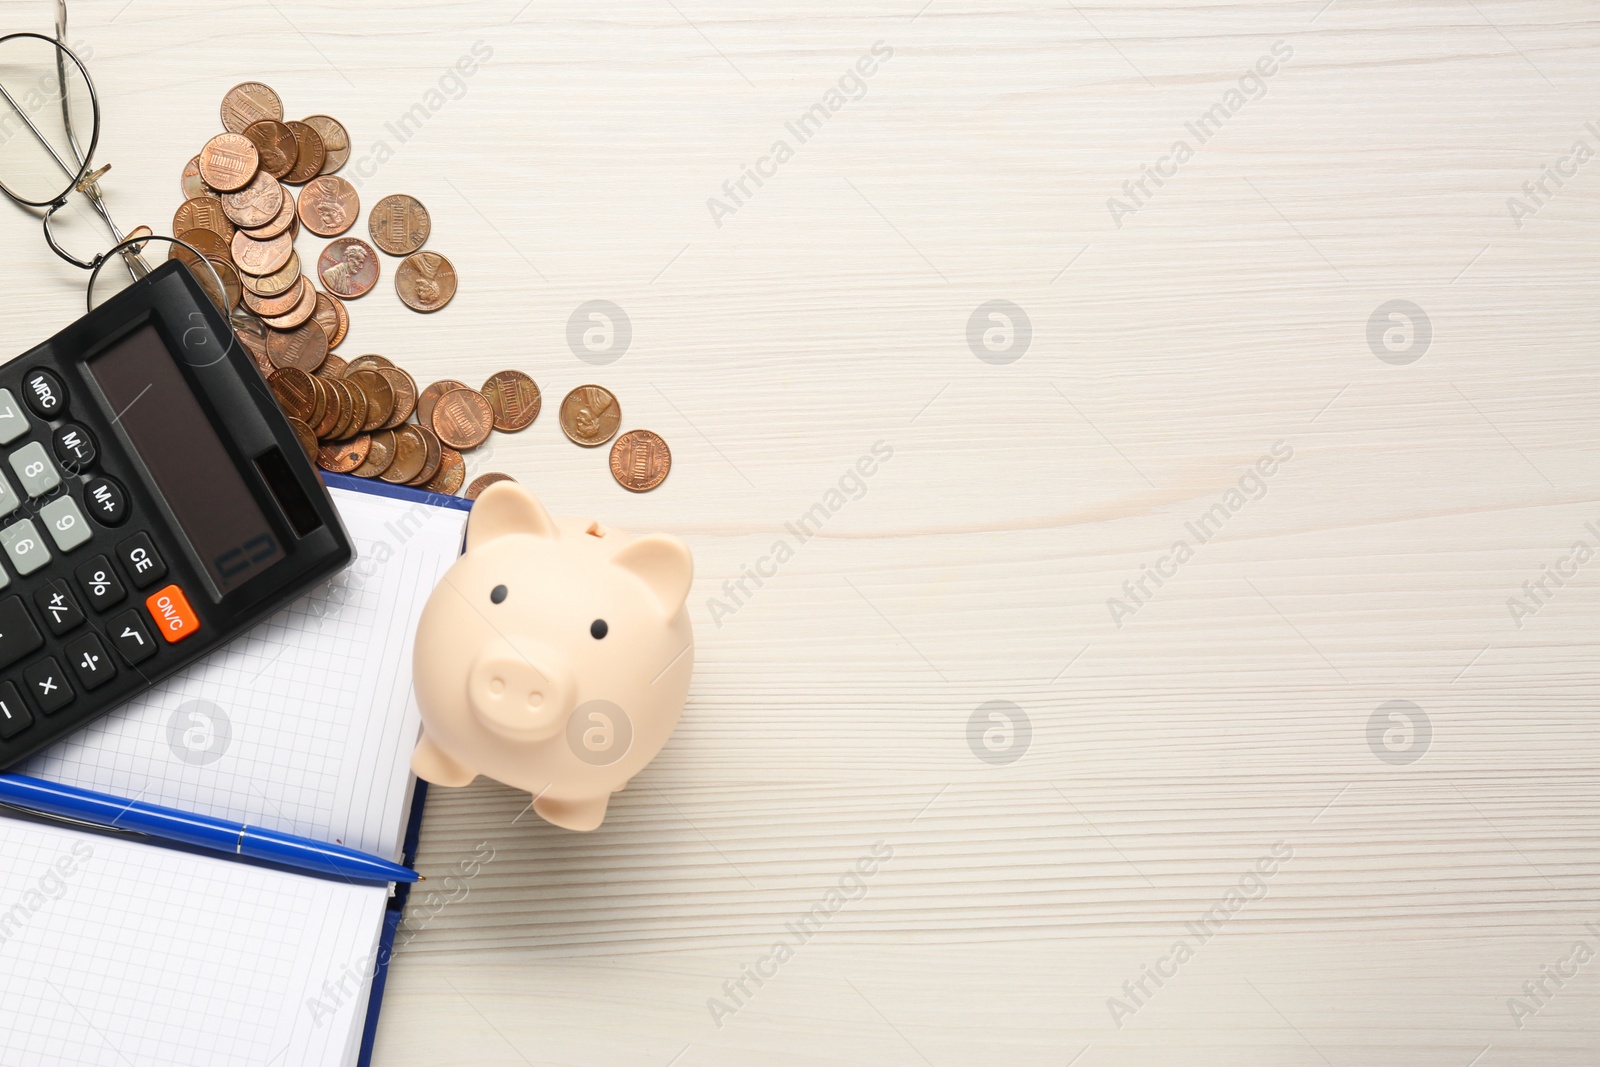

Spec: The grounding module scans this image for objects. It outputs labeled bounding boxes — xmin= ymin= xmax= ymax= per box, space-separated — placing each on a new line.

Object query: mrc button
xmin=144 ymin=584 xmax=199 ymax=643
xmin=22 ymin=369 xmax=65 ymax=419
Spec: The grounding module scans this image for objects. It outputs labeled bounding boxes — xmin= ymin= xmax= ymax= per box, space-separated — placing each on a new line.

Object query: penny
xmin=221 ymin=170 xmax=283 ymax=229
xmin=481 ymin=371 xmax=540 ymax=432
xmin=301 ymin=115 xmax=350 ymax=173
xmin=347 ymin=355 xmax=394 ymax=373
xmin=174 ymin=196 xmax=235 ymax=245
xmin=172 ymin=227 xmax=231 ymax=261
xmin=351 ymin=429 xmax=397 ymax=478
xmin=465 ymin=472 xmax=515 ymax=500
xmin=395 ymin=251 xmax=456 ymax=312
xmin=368 ymin=194 xmax=430 ymax=256
xmin=266 ymin=319 xmax=328 ymax=373
xmin=286 ymin=417 xmax=318 ymax=462
xmin=235 ymin=319 xmax=270 ymax=373
xmin=240 ymin=251 xmax=300 ymax=296
xmin=335 ymin=377 xmax=369 ymax=440
xmin=348 ymin=369 xmax=395 ymax=432
xmin=316 ymin=352 xmax=348 ymax=379
xmin=198 ymin=132 xmax=259 ymax=193
xmin=559 ymin=384 xmax=621 ymax=447
xmin=422 ymin=446 xmax=465 ymax=495
xmin=380 ymin=425 xmax=429 ymax=484
xmin=268 ymin=367 xmax=318 ymax=421
xmin=313 ymin=378 xmax=344 ymax=438
xmin=409 ymin=424 xmax=443 ymax=486
xmin=378 ymin=368 xmax=417 ymax=429
xmin=298 ymin=175 xmax=359 ymax=237
xmin=610 ymin=430 xmax=671 ymax=492
xmin=317 ymin=435 xmax=371 ymax=474
xmin=181 ymin=156 xmax=207 ymax=199
xmin=282 ymin=121 xmax=327 ymax=185
xmin=304 ymin=375 xmax=328 ymax=430
xmin=202 ymin=258 xmax=242 ymax=313
xmin=242 ymin=120 xmax=299 ymax=180
xmin=318 ymin=238 xmax=379 ymax=298
xmin=312 ymin=291 xmax=348 ymax=349
xmin=246 ymin=274 xmax=310 ymax=318
xmin=262 ymin=277 xmax=319 ymax=330
xmin=244 ymin=186 xmax=296 ymax=240
xmin=430 ymin=388 xmax=494 ymax=450
xmin=417 ymin=380 xmax=466 ymax=427
xmin=232 ymin=228 xmax=294 ymax=276
xmin=221 ymin=82 xmax=284 ymax=134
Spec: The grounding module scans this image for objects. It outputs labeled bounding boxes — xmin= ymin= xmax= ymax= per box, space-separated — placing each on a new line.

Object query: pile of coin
xmin=174 ymin=82 xmax=669 ymax=494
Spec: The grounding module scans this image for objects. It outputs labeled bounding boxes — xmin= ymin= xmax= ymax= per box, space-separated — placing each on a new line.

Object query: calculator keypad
xmin=0 ymin=682 xmax=30 ymax=738
xmin=1 ymin=519 xmax=49 ymax=575
xmin=118 ymin=533 xmax=166 ymax=589
xmin=24 ymin=657 xmax=72 ymax=713
xmin=9 ymin=441 xmax=59 ymax=498
xmin=32 ymin=581 xmax=83 ymax=636
xmin=108 ymin=609 xmax=157 ymax=665
xmin=51 ymin=424 xmax=95 ymax=468
xmin=65 ymin=633 xmax=115 ymax=690
xmin=0 ymin=391 xmax=27 ymax=446
xmin=75 ymin=556 xmax=125 ymax=611
xmin=0 ymin=596 xmax=44 ymax=669
xmin=84 ymin=477 xmax=126 ymax=526
xmin=39 ymin=497 xmax=90 ymax=552
xmin=21 ymin=370 xmax=65 ymax=420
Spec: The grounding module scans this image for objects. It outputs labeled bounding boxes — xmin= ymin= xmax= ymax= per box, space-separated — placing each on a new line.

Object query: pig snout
xmin=467 ymin=637 xmax=577 ymax=741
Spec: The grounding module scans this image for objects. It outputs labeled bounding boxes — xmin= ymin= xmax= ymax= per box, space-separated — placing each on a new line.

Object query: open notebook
xmin=0 ymin=477 xmax=471 ymax=1067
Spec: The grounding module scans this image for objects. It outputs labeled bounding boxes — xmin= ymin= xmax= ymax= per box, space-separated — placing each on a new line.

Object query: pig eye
xmin=490 ymin=585 xmax=507 ymax=604
xmin=590 ymin=619 xmax=608 ymax=639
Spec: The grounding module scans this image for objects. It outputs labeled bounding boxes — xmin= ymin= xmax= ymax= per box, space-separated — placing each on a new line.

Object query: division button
xmin=64 ymin=632 xmax=115 ymax=690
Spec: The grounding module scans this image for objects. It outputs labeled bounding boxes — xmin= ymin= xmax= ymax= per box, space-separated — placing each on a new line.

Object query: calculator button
xmin=0 ymin=596 xmax=44 ymax=669
xmin=8 ymin=441 xmax=59 ymax=498
xmin=51 ymin=424 xmax=95 ymax=469
xmin=65 ymin=633 xmax=115 ymax=690
xmin=145 ymin=584 xmax=199 ymax=644
xmin=84 ymin=476 xmax=126 ymax=526
xmin=0 ymin=472 xmax=20 ymax=520
xmin=117 ymin=533 xmax=166 ymax=589
xmin=32 ymin=580 xmax=83 ymax=636
xmin=75 ymin=555 xmax=126 ymax=611
xmin=24 ymin=657 xmax=73 ymax=713
xmin=22 ymin=369 xmax=65 ymax=420
xmin=39 ymin=496 xmax=90 ymax=552
xmin=0 ymin=390 xmax=27 ymax=446
xmin=107 ymin=609 xmax=157 ymax=665
xmin=0 ymin=519 xmax=49 ymax=575
xmin=0 ymin=682 xmax=30 ymax=739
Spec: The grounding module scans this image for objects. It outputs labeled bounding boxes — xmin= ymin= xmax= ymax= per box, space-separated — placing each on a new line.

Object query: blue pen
xmin=0 ymin=773 xmax=418 ymax=884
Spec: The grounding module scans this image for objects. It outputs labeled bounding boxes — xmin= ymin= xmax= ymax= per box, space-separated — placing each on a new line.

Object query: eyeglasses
xmin=0 ymin=0 xmax=231 ymax=316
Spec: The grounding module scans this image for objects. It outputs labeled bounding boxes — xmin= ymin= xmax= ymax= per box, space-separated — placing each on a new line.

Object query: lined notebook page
xmin=0 ymin=813 xmax=388 ymax=1067
xmin=22 ymin=485 xmax=469 ymax=858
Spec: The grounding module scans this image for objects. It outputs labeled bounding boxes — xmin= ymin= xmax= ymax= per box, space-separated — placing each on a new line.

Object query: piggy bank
xmin=410 ymin=482 xmax=694 ymax=831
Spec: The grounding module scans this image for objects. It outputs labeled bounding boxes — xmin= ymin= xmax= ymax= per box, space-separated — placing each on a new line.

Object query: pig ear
xmin=612 ymin=535 xmax=693 ymax=616
xmin=466 ymin=482 xmax=557 ymax=551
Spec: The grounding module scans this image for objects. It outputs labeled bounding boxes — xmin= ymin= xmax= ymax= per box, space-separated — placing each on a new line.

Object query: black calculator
xmin=0 ymin=260 xmax=352 ymax=768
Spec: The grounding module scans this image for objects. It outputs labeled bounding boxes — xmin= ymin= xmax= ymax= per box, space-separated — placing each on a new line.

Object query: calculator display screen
xmin=89 ymin=326 xmax=285 ymax=595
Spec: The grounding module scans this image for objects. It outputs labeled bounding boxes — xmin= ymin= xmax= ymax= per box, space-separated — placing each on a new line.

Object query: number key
xmin=39 ymin=496 xmax=90 ymax=552
xmin=1 ymin=518 xmax=49 ymax=575
xmin=107 ymin=609 xmax=156 ymax=665
xmin=0 ymin=389 xmax=27 ymax=445
xmin=8 ymin=441 xmax=60 ymax=498
xmin=75 ymin=555 xmax=126 ymax=611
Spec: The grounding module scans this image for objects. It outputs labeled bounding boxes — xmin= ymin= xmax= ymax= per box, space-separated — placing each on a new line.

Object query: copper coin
xmin=317 ymin=352 xmax=348 ymax=379
xmin=286 ymin=417 xmax=318 ymax=462
xmin=559 ymin=385 xmax=621 ymax=447
xmin=240 ymin=251 xmax=300 ymax=296
xmin=262 ymin=277 xmax=319 ymax=330
xmin=430 ymin=388 xmax=494 ymax=450
xmin=378 ymin=368 xmax=417 ymax=429
xmin=318 ymin=435 xmax=371 ymax=474
xmin=268 ymin=367 xmax=318 ymax=421
xmin=346 ymin=355 xmax=394 ymax=373
xmin=221 ymin=82 xmax=284 ymax=134
xmin=298 ymin=175 xmax=359 ymax=237
xmin=181 ymin=156 xmax=207 ymax=199
xmin=235 ymin=318 xmax=271 ymax=374
xmin=350 ymin=429 xmax=397 ymax=478
xmin=174 ymin=196 xmax=235 ymax=245
xmin=172 ymin=228 xmax=231 ymax=262
xmin=422 ymin=446 xmax=465 ymax=495
xmin=312 ymin=291 xmax=348 ymax=349
xmin=244 ymin=279 xmax=303 ymax=318
xmin=232 ymin=229 xmax=294 ymax=276
xmin=301 ymin=115 xmax=350 ymax=174
xmin=380 ymin=425 xmax=429 ymax=484
xmin=198 ymin=132 xmax=259 ymax=193
xmin=610 ymin=430 xmax=671 ymax=492
xmin=222 ymin=170 xmax=284 ymax=230
xmin=282 ymin=121 xmax=327 ymax=185
xmin=368 ymin=194 xmax=430 ymax=256
xmin=465 ymin=472 xmax=515 ymax=500
xmin=395 ymin=252 xmax=456 ymax=312
xmin=201 ymin=258 xmax=242 ymax=313
xmin=245 ymin=186 xmax=296 ymax=240
xmin=408 ymin=425 xmax=443 ymax=486
xmin=242 ymin=120 xmax=299 ymax=180
xmin=417 ymin=380 xmax=467 ymax=427
xmin=335 ymin=377 xmax=369 ymax=440
xmin=318 ymin=238 xmax=379 ymax=298
xmin=348 ymin=369 xmax=395 ymax=432
xmin=266 ymin=319 xmax=328 ymax=373
xmin=304 ymin=374 xmax=329 ymax=430
xmin=481 ymin=371 xmax=540 ymax=432
xmin=313 ymin=378 xmax=344 ymax=438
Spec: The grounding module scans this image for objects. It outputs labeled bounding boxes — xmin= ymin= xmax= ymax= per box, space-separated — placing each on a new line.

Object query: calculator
xmin=0 ymin=260 xmax=352 ymax=768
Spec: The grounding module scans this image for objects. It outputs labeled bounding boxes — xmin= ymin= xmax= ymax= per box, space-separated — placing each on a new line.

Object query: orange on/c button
xmin=145 ymin=584 xmax=200 ymax=643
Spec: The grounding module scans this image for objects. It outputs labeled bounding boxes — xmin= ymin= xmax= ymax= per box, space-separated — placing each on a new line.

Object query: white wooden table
xmin=4 ymin=1 xmax=1599 ymax=1063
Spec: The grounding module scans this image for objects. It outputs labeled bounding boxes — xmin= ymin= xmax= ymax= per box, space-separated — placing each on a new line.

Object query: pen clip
xmin=0 ymin=800 xmax=147 ymax=838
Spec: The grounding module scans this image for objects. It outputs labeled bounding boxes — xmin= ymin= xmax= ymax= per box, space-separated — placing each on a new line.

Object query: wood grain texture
xmin=4 ymin=0 xmax=1599 ymax=1063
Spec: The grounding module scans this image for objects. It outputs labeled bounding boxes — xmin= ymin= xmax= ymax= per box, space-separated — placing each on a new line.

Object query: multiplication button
xmin=39 ymin=496 xmax=90 ymax=552
xmin=23 ymin=657 xmax=72 ymax=713
xmin=0 ymin=390 xmax=28 ymax=445
xmin=0 ymin=519 xmax=48 ymax=576
xmin=8 ymin=441 xmax=59 ymax=498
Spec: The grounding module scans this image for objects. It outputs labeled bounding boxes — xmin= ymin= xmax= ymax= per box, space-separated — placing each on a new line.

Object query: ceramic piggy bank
xmin=411 ymin=482 xmax=694 ymax=831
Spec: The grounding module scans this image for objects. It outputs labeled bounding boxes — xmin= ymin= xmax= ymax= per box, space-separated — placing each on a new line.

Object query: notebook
xmin=0 ymin=475 xmax=472 ymax=1067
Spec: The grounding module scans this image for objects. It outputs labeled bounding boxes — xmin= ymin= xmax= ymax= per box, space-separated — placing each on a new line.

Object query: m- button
xmin=145 ymin=584 xmax=199 ymax=643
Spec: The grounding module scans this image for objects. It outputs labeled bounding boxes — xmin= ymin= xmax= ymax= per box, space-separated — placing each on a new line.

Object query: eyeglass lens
xmin=0 ymin=34 xmax=96 ymax=208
